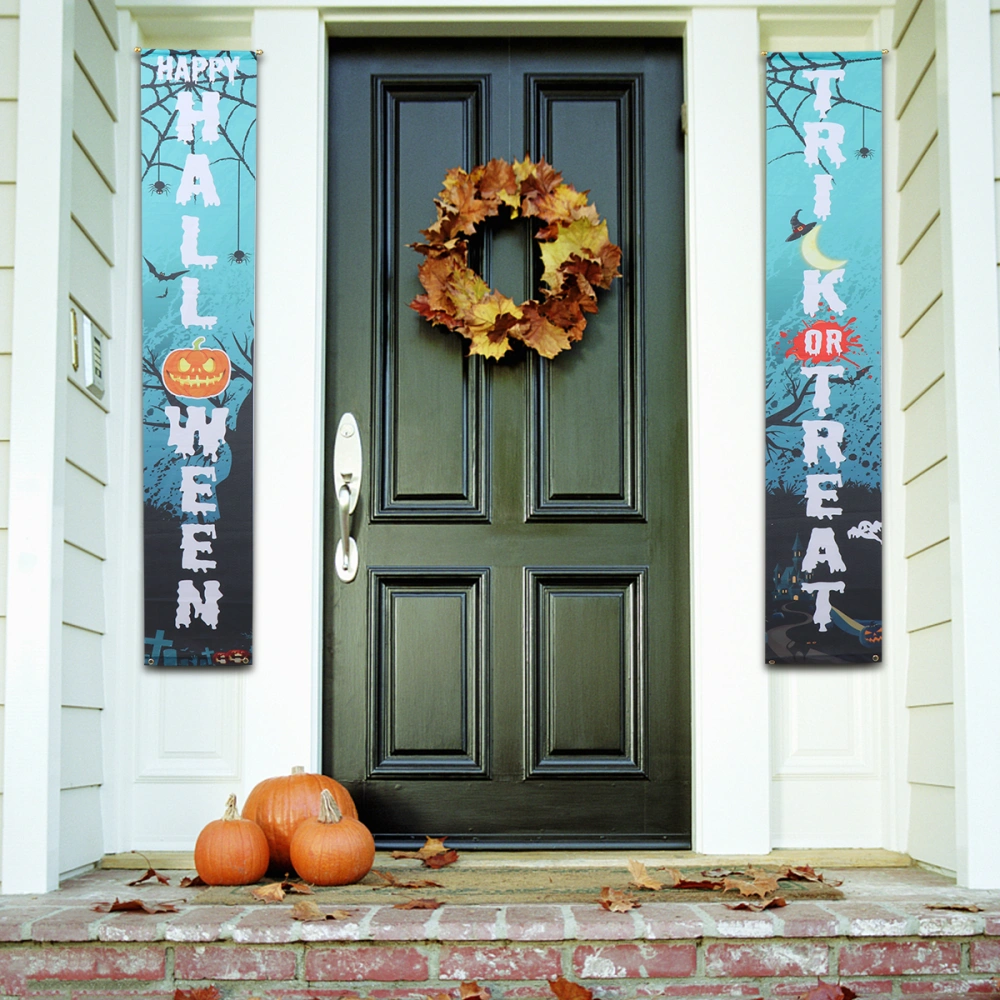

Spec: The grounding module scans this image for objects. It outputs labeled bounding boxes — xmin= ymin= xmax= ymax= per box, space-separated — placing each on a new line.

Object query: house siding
xmin=895 ymin=0 xmax=955 ymax=873
xmin=58 ymin=0 xmax=118 ymax=876
xmin=0 ymin=1 xmax=17 ymax=875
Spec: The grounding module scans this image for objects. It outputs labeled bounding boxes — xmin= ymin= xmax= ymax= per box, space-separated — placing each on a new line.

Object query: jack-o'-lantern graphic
xmin=161 ymin=336 xmax=231 ymax=398
xmin=860 ymin=623 xmax=882 ymax=648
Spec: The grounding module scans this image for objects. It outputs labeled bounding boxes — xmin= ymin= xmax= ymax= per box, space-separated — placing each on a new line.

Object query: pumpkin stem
xmin=222 ymin=793 xmax=240 ymax=821
xmin=318 ymin=788 xmax=343 ymax=824
xmin=192 ymin=336 xmax=206 ymax=350
xmin=291 ymin=765 xmax=305 ymax=774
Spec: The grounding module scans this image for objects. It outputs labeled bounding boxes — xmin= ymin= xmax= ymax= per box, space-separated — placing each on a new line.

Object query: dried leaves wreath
xmin=409 ymin=156 xmax=622 ymax=360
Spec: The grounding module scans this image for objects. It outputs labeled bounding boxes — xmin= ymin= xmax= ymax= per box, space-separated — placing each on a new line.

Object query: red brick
xmin=704 ymin=941 xmax=828 ymax=977
xmin=174 ymin=943 xmax=298 ymax=980
xmin=632 ymin=986 xmax=761 ymax=998
xmin=165 ymin=905 xmax=244 ymax=942
xmin=775 ymin=903 xmax=841 ymax=938
xmin=370 ymin=906 xmax=437 ymax=941
xmin=306 ymin=946 xmax=428 ymax=981
xmin=0 ymin=907 xmax=61 ymax=942
xmin=970 ymin=938 xmax=1000 ymax=972
xmin=572 ymin=943 xmax=697 ymax=979
xmin=435 ymin=906 xmax=502 ymax=941
xmin=900 ymin=980 xmax=1000 ymax=995
xmin=839 ymin=941 xmax=962 ymax=976
xmin=30 ymin=909 xmax=109 ymax=942
xmin=839 ymin=904 xmax=911 ymax=937
xmin=70 ymin=992 xmax=175 ymax=1000
xmin=438 ymin=946 xmax=561 ymax=981
xmin=0 ymin=945 xmax=166 ymax=991
xmin=638 ymin=904 xmax=705 ymax=940
xmin=505 ymin=906 xmax=566 ymax=941
xmin=569 ymin=905 xmax=640 ymax=940
xmin=97 ymin=913 xmax=165 ymax=943
xmin=984 ymin=916 xmax=1000 ymax=936
xmin=772 ymin=982 xmax=892 ymax=998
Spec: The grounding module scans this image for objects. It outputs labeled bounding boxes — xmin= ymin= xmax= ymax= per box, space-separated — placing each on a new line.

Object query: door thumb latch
xmin=333 ymin=412 xmax=362 ymax=582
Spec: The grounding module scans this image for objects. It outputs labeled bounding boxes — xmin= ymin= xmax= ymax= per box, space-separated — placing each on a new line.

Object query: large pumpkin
xmin=290 ymin=789 xmax=375 ymax=885
xmin=194 ymin=793 xmax=269 ymax=885
xmin=161 ymin=336 xmax=231 ymax=398
xmin=242 ymin=766 xmax=358 ymax=874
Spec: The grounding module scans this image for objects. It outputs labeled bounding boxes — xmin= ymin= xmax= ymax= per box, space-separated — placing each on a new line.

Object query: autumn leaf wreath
xmin=409 ymin=156 xmax=622 ymax=360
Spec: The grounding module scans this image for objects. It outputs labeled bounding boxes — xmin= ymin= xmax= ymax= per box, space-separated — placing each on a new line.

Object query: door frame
xmin=110 ymin=3 xmax=778 ymax=858
xmin=300 ymin=7 xmax=770 ymax=854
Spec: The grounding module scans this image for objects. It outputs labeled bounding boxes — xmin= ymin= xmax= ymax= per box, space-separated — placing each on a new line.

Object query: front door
xmin=324 ymin=38 xmax=689 ymax=847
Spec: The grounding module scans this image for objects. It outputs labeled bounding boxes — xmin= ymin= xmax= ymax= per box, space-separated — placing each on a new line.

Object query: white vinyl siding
xmin=896 ymin=0 xmax=956 ymax=872
xmin=0 ymin=5 xmax=17 ymax=875
xmin=57 ymin=0 xmax=118 ymax=876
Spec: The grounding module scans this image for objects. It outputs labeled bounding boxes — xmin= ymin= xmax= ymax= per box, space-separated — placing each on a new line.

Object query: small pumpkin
xmin=194 ymin=793 xmax=269 ymax=885
xmin=290 ymin=789 xmax=375 ymax=885
xmin=161 ymin=336 xmax=232 ymax=398
xmin=242 ymin=766 xmax=358 ymax=874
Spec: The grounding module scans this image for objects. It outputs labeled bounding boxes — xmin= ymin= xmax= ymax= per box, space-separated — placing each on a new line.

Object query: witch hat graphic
xmin=785 ymin=210 xmax=817 ymax=242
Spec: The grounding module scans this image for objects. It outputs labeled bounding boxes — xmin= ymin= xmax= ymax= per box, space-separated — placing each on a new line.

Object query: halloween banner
xmin=764 ymin=52 xmax=883 ymax=665
xmin=141 ymin=50 xmax=256 ymax=667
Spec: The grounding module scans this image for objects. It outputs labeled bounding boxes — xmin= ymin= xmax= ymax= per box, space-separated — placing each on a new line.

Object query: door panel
xmin=326 ymin=39 xmax=689 ymax=847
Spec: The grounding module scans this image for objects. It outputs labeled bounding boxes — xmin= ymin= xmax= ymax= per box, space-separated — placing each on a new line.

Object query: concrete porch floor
xmin=0 ymin=852 xmax=996 ymax=998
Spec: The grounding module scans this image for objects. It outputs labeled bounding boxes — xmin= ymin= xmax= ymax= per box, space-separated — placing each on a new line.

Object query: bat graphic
xmin=143 ymin=256 xmax=188 ymax=282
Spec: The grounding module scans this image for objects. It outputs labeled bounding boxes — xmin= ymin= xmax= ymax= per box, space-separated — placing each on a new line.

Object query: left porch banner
xmin=141 ymin=51 xmax=257 ymax=667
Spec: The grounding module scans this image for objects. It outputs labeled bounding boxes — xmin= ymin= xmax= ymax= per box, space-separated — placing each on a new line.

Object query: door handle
xmin=333 ymin=412 xmax=362 ymax=582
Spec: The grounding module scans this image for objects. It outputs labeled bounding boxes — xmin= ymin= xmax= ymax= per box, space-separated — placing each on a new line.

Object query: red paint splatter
xmin=781 ymin=315 xmax=861 ymax=365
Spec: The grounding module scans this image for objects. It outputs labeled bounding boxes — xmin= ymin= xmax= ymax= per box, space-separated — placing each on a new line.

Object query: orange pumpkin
xmin=290 ymin=789 xmax=375 ymax=885
xmin=242 ymin=766 xmax=358 ymax=875
xmin=161 ymin=336 xmax=232 ymax=398
xmin=194 ymin=793 xmax=269 ymax=885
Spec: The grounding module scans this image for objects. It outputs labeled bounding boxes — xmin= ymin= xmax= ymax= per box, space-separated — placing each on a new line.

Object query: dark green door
xmin=324 ymin=38 xmax=689 ymax=847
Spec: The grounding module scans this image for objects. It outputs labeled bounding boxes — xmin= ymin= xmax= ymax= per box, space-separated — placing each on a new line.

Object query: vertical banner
xmin=764 ymin=53 xmax=883 ymax=665
xmin=140 ymin=51 xmax=257 ymax=666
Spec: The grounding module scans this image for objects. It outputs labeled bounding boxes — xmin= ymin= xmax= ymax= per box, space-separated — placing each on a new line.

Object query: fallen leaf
xmin=290 ymin=899 xmax=354 ymax=922
xmin=250 ymin=883 xmax=286 ymax=903
xmin=393 ymin=898 xmax=442 ymax=910
xmin=925 ymin=903 xmax=983 ymax=912
xmin=724 ymin=897 xmax=787 ymax=911
xmin=797 ymin=980 xmax=857 ymax=1000
xmin=424 ymin=849 xmax=460 ymax=870
xmin=371 ymin=869 xmax=443 ymax=890
xmin=661 ymin=868 xmax=725 ymax=890
xmin=548 ymin=976 xmax=593 ymax=1000
xmin=126 ymin=868 xmax=171 ymax=887
xmin=179 ymin=875 xmax=207 ymax=888
xmin=778 ymin=865 xmax=843 ymax=887
xmin=701 ymin=868 xmax=742 ymax=879
xmin=175 ymin=988 xmax=221 ymax=1000
xmin=460 ymin=981 xmax=490 ymax=1000
xmin=280 ymin=880 xmax=314 ymax=894
xmin=127 ymin=851 xmax=171 ymax=885
xmin=723 ymin=874 xmax=781 ymax=899
xmin=92 ymin=898 xmax=180 ymax=914
xmin=598 ymin=887 xmax=640 ymax=912
xmin=627 ymin=859 xmax=664 ymax=891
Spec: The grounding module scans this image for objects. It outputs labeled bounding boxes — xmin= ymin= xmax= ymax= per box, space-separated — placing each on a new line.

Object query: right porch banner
xmin=765 ymin=52 xmax=883 ymax=665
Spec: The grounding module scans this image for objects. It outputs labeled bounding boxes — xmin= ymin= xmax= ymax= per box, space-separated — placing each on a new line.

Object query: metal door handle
xmin=333 ymin=413 xmax=362 ymax=582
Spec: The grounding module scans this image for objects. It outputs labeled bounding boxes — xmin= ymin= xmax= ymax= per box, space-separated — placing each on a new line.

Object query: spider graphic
xmin=148 ymin=179 xmax=170 ymax=195
xmin=228 ymin=249 xmax=251 ymax=265
xmin=855 ymin=107 xmax=876 ymax=160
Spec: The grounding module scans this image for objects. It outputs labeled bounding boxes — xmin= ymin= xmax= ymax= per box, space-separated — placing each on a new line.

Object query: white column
xmin=245 ymin=8 xmax=327 ymax=787
xmin=934 ymin=0 xmax=1000 ymax=888
xmin=686 ymin=7 xmax=770 ymax=854
xmin=1 ymin=0 xmax=75 ymax=892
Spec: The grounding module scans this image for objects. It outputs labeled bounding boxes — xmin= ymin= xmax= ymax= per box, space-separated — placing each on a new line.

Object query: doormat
xmin=187 ymin=865 xmax=845 ymax=906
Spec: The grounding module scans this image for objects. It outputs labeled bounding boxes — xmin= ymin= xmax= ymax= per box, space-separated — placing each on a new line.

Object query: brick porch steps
xmin=0 ymin=868 xmax=997 ymax=999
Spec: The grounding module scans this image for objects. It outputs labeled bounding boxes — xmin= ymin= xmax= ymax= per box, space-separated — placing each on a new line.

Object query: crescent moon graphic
xmin=799 ymin=225 xmax=848 ymax=271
